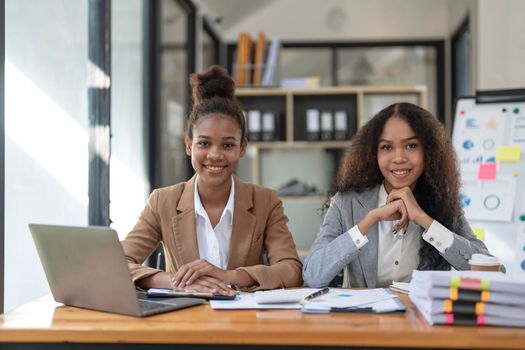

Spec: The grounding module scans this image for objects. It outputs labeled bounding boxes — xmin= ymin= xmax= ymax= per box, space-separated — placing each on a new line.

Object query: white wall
xmin=207 ymin=0 xmax=449 ymax=42
xmin=446 ymin=0 xmax=525 ymax=92
xmin=5 ymin=0 xmax=89 ymax=312
xmin=443 ymin=0 xmax=525 ymax=131
xmin=477 ymin=0 xmax=525 ymax=90
xmin=110 ymin=0 xmax=149 ymax=238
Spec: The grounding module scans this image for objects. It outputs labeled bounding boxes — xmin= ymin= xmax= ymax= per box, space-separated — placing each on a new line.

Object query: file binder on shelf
xmin=261 ymin=111 xmax=276 ymax=141
xmin=235 ymin=32 xmax=253 ymax=86
xmin=334 ymin=110 xmax=349 ymax=140
xmin=247 ymin=110 xmax=262 ymax=142
xmin=293 ymin=93 xmax=357 ymax=142
xmin=320 ymin=110 xmax=334 ymax=141
xmin=252 ymin=32 xmax=266 ymax=86
xmin=261 ymin=36 xmax=280 ymax=87
xmin=305 ymin=109 xmax=320 ymax=141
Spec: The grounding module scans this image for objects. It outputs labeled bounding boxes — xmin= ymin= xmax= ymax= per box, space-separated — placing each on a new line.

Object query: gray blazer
xmin=302 ymin=186 xmax=490 ymax=288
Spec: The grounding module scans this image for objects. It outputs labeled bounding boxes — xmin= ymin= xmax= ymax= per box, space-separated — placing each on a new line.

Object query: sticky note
xmin=477 ymin=163 xmax=496 ymax=180
xmin=496 ymin=145 xmax=521 ymax=162
xmin=471 ymin=227 xmax=485 ymax=241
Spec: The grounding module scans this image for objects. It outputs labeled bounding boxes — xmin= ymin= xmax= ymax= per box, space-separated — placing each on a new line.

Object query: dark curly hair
xmin=186 ymin=65 xmax=246 ymax=140
xmin=333 ymin=102 xmax=463 ymax=270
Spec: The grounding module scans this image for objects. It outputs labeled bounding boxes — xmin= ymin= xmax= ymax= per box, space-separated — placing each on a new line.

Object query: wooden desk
xmin=0 ymin=294 xmax=524 ymax=350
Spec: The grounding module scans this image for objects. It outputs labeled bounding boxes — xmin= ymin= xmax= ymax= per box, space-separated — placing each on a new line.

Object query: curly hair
xmin=186 ymin=65 xmax=246 ymax=140
xmin=333 ymin=102 xmax=463 ymax=270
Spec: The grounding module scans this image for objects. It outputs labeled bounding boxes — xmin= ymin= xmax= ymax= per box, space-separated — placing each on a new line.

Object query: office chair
xmin=145 ymin=243 xmax=166 ymax=270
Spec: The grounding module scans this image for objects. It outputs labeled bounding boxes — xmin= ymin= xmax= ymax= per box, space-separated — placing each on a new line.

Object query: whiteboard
xmin=452 ymin=97 xmax=525 ymax=279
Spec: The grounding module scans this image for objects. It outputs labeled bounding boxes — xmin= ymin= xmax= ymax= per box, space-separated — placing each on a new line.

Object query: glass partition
xmin=110 ymin=0 xmax=148 ymax=238
xmin=158 ymin=0 xmax=190 ymax=187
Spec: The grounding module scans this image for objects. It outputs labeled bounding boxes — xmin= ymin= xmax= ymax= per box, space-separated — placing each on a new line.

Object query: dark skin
xmin=198 ymin=187 xmax=228 ymax=228
xmin=358 ymin=117 xmax=433 ymax=236
xmin=136 ymin=114 xmax=255 ymax=295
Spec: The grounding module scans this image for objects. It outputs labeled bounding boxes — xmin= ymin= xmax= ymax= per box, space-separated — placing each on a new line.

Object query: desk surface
xmin=1 ymin=294 xmax=524 ymax=349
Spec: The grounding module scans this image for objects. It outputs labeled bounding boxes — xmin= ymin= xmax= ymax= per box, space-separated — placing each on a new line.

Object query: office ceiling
xmin=201 ymin=0 xmax=277 ymax=32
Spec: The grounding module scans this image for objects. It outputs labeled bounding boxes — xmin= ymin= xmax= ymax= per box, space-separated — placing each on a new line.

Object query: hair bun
xmin=190 ymin=65 xmax=235 ymax=105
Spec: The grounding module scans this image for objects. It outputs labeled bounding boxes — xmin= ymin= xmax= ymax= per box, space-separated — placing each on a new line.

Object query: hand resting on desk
xmin=136 ymin=263 xmax=235 ymax=296
xmin=173 ymin=259 xmax=228 ymax=288
xmin=137 ymin=259 xmax=256 ymax=296
xmin=172 ymin=259 xmax=256 ymax=296
xmin=172 ymin=275 xmax=236 ymax=296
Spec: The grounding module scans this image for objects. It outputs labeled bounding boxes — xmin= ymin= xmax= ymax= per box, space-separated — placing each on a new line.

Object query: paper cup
xmin=468 ymin=253 xmax=501 ymax=272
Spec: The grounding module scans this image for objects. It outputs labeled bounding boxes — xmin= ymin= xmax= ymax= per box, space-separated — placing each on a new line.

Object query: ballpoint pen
xmin=304 ymin=287 xmax=330 ymax=301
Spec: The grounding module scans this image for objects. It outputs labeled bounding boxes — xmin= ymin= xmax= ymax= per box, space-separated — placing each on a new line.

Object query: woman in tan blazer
xmin=121 ymin=65 xmax=302 ymax=294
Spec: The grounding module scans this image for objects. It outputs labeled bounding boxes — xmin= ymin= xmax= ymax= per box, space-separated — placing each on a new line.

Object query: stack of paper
xmin=409 ymin=270 xmax=525 ymax=327
xmin=389 ymin=281 xmax=410 ymax=295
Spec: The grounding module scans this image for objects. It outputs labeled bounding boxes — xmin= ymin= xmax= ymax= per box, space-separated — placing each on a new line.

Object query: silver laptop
xmin=29 ymin=223 xmax=204 ymax=317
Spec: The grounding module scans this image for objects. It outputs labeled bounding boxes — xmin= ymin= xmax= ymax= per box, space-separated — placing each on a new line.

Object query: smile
xmin=391 ymin=169 xmax=411 ymax=176
xmin=204 ymin=165 xmax=227 ymax=171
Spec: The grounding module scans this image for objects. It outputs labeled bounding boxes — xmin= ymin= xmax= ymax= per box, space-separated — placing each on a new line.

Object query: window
xmin=336 ymin=46 xmax=437 ymax=115
xmin=153 ymin=0 xmax=196 ymax=188
xmin=280 ymin=48 xmax=333 ymax=86
xmin=5 ymin=0 xmax=89 ymax=312
xmin=110 ymin=0 xmax=148 ymax=238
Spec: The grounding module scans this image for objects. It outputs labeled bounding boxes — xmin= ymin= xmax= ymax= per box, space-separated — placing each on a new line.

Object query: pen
xmin=304 ymin=287 xmax=330 ymax=301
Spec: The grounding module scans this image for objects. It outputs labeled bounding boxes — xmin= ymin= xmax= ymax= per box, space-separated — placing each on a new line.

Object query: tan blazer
xmin=121 ymin=175 xmax=303 ymax=290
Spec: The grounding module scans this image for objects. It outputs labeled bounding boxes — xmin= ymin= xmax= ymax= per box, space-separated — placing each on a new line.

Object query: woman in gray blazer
xmin=303 ymin=103 xmax=492 ymax=288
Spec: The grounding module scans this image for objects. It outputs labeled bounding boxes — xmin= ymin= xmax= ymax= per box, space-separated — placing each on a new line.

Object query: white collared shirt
xmin=347 ymin=184 xmax=455 ymax=287
xmin=194 ymin=176 xmax=235 ymax=270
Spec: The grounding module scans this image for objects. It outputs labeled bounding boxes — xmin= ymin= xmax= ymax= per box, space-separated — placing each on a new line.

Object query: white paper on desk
xmin=389 ymin=281 xmax=410 ymax=295
xmin=364 ymin=298 xmax=404 ymax=313
xmin=302 ymin=288 xmax=396 ymax=309
xmin=302 ymin=297 xmax=403 ymax=313
xmin=210 ymin=289 xmax=318 ymax=310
